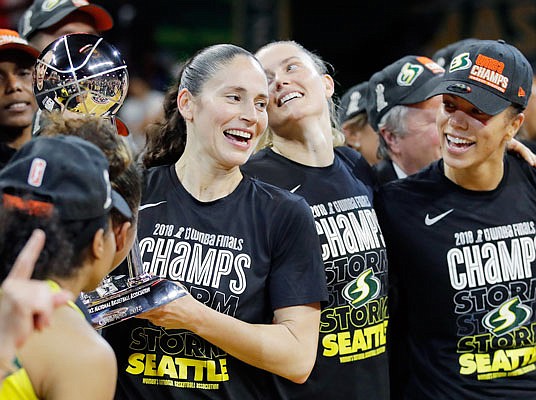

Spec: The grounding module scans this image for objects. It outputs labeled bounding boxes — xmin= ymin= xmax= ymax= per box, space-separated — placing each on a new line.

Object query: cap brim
xmin=78 ymin=5 xmax=114 ymax=32
xmin=36 ymin=4 xmax=113 ymax=32
xmin=111 ymin=190 xmax=132 ymax=219
xmin=0 ymin=43 xmax=39 ymax=58
xmin=400 ymin=74 xmax=444 ymax=106
xmin=427 ymin=80 xmax=510 ymax=116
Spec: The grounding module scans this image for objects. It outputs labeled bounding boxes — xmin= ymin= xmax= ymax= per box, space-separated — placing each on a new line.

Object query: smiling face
xmin=0 ymin=51 xmax=37 ymax=143
xmin=437 ymin=94 xmax=523 ymax=181
xmin=255 ymin=42 xmax=334 ymax=136
xmin=179 ymin=54 xmax=268 ymax=169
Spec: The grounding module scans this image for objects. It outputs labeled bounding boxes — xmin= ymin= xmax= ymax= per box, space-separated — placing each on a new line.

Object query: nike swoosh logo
xmin=139 ymin=200 xmax=167 ymax=211
xmin=290 ymin=185 xmax=301 ymax=193
xmin=425 ymin=209 xmax=454 ymax=226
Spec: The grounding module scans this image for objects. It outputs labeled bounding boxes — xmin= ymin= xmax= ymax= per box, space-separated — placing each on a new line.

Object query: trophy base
xmin=81 ymin=273 xmax=187 ymax=329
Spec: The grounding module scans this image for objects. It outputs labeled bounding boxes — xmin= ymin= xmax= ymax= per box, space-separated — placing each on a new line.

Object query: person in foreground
xmin=376 ymin=39 xmax=536 ymax=399
xmin=102 ymin=43 xmax=327 ymax=399
xmin=0 ymin=135 xmax=131 ymax=400
xmin=242 ymin=40 xmax=388 ymax=399
xmin=0 ymin=229 xmax=71 ymax=385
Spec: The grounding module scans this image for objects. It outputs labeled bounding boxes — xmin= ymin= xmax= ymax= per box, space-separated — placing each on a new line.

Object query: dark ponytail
xmin=143 ymin=84 xmax=186 ymax=168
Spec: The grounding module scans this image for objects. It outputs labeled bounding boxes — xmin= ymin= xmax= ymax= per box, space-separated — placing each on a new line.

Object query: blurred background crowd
xmin=2 ymin=0 xmax=535 ymax=90
xmin=1 ymin=0 xmax=536 ymax=152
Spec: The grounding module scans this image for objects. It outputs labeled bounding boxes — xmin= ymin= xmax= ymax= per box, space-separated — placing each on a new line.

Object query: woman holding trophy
xmin=103 ymin=43 xmax=328 ymax=399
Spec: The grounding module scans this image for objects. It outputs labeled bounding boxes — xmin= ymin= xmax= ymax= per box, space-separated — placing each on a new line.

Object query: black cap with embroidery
xmin=339 ymin=81 xmax=370 ymax=125
xmin=367 ymin=55 xmax=445 ymax=131
xmin=0 ymin=135 xmax=131 ymax=221
xmin=18 ymin=0 xmax=113 ymax=40
xmin=427 ymin=39 xmax=533 ymax=115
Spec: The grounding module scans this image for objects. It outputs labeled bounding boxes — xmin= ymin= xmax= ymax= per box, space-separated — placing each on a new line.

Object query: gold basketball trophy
xmin=33 ymin=33 xmax=187 ymax=329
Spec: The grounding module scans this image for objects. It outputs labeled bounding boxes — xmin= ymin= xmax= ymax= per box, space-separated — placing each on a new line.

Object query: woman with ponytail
xmin=103 ymin=43 xmax=327 ymax=400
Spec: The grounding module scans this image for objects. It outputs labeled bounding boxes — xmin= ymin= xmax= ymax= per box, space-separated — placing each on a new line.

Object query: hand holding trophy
xmin=33 ymin=33 xmax=187 ymax=329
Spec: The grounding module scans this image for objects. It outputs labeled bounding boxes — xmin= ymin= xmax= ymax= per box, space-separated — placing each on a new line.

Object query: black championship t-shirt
xmin=103 ymin=165 xmax=327 ymax=400
xmin=377 ymin=155 xmax=536 ymax=400
xmin=242 ymin=147 xmax=389 ymax=400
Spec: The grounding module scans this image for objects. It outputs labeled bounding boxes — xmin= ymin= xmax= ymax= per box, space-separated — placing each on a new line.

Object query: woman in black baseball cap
xmin=377 ymin=39 xmax=536 ymax=399
xmin=0 ymin=134 xmax=130 ymax=400
xmin=428 ymin=39 xmax=532 ymax=184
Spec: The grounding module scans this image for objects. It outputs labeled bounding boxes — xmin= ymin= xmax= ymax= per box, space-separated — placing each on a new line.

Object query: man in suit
xmin=367 ymin=55 xmax=445 ymax=185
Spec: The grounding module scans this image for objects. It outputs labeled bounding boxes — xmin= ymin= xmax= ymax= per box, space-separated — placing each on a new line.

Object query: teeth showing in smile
xmin=446 ymin=134 xmax=473 ymax=145
xmin=279 ymin=92 xmax=303 ymax=106
xmin=6 ymin=102 xmax=27 ymax=111
xmin=224 ymin=129 xmax=251 ymax=141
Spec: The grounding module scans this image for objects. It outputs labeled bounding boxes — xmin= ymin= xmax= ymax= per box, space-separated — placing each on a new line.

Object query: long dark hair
xmin=0 ymin=207 xmax=110 ymax=281
xmin=143 ymin=44 xmax=258 ymax=168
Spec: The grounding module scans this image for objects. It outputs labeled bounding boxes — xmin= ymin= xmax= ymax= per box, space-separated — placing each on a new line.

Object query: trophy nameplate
xmin=81 ymin=237 xmax=187 ymax=329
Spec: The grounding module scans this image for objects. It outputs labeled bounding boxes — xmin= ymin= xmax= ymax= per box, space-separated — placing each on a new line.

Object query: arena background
xmin=2 ymin=0 xmax=536 ymax=98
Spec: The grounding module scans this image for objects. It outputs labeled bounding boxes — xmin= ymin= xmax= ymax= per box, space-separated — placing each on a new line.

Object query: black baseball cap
xmin=367 ymin=55 xmax=445 ymax=131
xmin=0 ymin=135 xmax=131 ymax=221
xmin=432 ymin=38 xmax=479 ymax=68
xmin=427 ymin=39 xmax=533 ymax=115
xmin=18 ymin=0 xmax=113 ymax=40
xmin=339 ymin=81 xmax=370 ymax=125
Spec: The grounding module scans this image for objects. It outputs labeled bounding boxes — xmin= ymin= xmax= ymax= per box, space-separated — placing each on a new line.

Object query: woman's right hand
xmin=136 ymin=282 xmax=199 ymax=330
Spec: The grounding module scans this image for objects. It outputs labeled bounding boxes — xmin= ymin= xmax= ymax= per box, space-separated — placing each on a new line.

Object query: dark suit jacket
xmin=372 ymin=159 xmax=398 ymax=186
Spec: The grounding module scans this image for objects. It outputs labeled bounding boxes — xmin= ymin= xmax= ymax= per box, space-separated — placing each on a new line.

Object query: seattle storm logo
xmin=397 ymin=63 xmax=423 ymax=86
xmin=482 ymin=297 xmax=532 ymax=337
xmin=342 ymin=269 xmax=380 ymax=309
xmin=449 ymin=52 xmax=472 ymax=72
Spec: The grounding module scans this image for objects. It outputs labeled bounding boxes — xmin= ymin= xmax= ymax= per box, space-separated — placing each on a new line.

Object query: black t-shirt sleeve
xmin=268 ymin=195 xmax=328 ymax=310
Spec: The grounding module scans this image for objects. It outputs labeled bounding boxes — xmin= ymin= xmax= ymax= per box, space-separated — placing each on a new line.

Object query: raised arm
xmin=0 ymin=230 xmax=71 ymax=382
